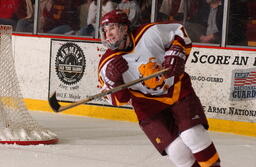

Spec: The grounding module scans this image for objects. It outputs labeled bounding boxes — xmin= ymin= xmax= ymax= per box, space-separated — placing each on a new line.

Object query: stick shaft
xmin=57 ymin=68 xmax=169 ymax=112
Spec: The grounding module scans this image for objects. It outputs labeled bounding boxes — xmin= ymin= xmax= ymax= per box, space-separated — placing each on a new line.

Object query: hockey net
xmin=0 ymin=25 xmax=58 ymax=145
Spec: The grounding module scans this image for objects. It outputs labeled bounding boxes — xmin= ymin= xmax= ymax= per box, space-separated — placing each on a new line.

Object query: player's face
xmin=101 ymin=23 xmax=128 ymax=50
xmin=103 ymin=23 xmax=123 ymax=45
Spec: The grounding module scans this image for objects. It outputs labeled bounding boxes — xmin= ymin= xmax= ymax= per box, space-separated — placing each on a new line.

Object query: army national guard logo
xmin=55 ymin=43 xmax=86 ymax=85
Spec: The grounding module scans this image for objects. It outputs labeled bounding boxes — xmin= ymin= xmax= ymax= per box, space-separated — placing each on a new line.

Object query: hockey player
xmin=98 ymin=9 xmax=221 ymax=167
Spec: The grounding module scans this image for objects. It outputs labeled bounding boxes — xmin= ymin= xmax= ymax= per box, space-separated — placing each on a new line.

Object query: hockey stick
xmin=49 ymin=68 xmax=169 ymax=113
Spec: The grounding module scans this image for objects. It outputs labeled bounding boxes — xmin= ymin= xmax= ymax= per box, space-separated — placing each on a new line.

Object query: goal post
xmin=0 ymin=25 xmax=58 ymax=145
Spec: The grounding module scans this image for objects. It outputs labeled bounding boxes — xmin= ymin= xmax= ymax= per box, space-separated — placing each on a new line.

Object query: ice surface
xmin=0 ymin=111 xmax=255 ymax=167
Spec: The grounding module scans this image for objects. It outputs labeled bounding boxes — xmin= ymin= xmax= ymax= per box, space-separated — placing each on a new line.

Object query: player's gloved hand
xmin=162 ymin=45 xmax=185 ymax=78
xmin=106 ymin=56 xmax=128 ymax=87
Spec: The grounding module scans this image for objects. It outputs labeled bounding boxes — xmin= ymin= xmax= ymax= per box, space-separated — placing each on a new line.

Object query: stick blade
xmin=48 ymin=92 xmax=61 ymax=112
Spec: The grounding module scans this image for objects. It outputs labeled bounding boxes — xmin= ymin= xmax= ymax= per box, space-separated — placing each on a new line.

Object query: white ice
xmin=0 ymin=111 xmax=255 ymax=167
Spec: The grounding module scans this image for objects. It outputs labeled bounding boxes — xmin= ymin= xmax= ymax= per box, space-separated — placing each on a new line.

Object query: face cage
xmin=100 ymin=23 xmax=128 ymax=50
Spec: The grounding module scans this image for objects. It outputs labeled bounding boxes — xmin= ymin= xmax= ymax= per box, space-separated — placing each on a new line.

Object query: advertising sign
xmin=186 ymin=48 xmax=256 ymax=123
xmin=49 ymin=39 xmax=107 ymax=105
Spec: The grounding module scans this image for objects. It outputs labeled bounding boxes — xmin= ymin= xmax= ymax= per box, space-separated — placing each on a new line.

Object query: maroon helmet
xmin=100 ymin=10 xmax=130 ymax=27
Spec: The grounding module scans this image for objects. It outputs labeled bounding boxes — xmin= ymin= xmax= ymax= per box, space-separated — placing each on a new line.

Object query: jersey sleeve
xmin=171 ymin=25 xmax=192 ymax=62
xmin=144 ymin=23 xmax=192 ymax=62
xmin=165 ymin=24 xmax=192 ymax=61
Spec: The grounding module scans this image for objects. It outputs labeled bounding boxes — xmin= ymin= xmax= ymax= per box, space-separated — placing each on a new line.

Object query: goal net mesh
xmin=0 ymin=25 xmax=58 ymax=145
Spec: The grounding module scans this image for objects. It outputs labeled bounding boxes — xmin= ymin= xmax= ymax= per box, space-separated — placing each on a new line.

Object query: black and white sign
xmin=49 ymin=39 xmax=104 ymax=103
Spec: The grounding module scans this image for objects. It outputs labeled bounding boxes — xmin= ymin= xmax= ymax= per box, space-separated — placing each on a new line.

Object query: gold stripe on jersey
xmin=98 ymin=76 xmax=104 ymax=88
xmin=134 ymin=23 xmax=157 ymax=44
xmin=98 ymin=51 xmax=127 ymax=71
xmin=129 ymin=74 xmax=184 ymax=105
xmin=198 ymin=153 xmax=220 ymax=167
xmin=114 ymin=96 xmax=129 ymax=106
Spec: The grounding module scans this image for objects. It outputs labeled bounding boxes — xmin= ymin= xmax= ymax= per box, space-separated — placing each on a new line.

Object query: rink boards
xmin=12 ymin=34 xmax=256 ymax=137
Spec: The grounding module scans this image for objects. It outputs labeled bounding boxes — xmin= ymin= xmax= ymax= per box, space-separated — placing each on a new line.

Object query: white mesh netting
xmin=0 ymin=25 xmax=58 ymax=145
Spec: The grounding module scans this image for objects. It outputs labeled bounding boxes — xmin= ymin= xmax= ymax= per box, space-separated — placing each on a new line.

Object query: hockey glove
xmin=106 ymin=56 xmax=128 ymax=87
xmin=162 ymin=45 xmax=186 ymax=78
